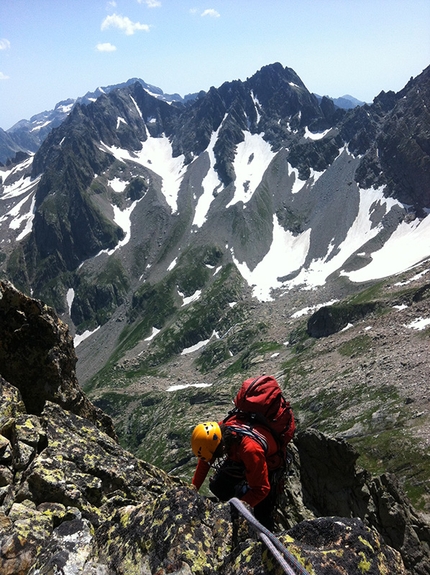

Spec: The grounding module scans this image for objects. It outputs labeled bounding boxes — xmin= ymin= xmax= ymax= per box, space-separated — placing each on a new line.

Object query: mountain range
xmin=0 ymin=78 xmax=200 ymax=165
xmin=0 ymin=61 xmax=429 ymax=515
xmin=0 ymin=78 xmax=363 ymax=167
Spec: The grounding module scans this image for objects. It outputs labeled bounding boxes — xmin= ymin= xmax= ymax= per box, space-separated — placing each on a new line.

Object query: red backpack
xmin=225 ymin=375 xmax=295 ymax=455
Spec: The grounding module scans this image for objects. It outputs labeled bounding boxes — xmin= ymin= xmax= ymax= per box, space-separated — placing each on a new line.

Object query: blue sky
xmin=0 ymin=0 xmax=429 ymax=130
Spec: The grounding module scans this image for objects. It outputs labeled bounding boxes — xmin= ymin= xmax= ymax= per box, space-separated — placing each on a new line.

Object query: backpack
xmin=225 ymin=375 xmax=295 ymax=460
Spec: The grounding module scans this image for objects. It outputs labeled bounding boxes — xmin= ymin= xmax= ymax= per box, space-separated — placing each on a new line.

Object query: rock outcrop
xmin=0 ymin=280 xmax=116 ymax=439
xmin=293 ymin=429 xmax=430 ymax=575
xmin=0 ymin=282 xmax=429 ymax=574
xmin=0 ymin=378 xmax=407 ymax=575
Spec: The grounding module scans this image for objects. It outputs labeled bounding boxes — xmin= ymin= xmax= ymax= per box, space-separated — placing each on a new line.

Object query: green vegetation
xmin=86 ymin=248 xmax=248 ymax=390
xmin=222 ymin=338 xmax=279 ymax=376
xmin=347 ymin=281 xmax=385 ymax=305
xmin=138 ymin=264 xmax=245 ymax=369
xmin=89 ymin=179 xmax=107 ymax=194
xmin=195 ymin=340 xmax=230 ymax=373
xmin=354 ymin=428 xmax=430 ymax=511
xmin=6 ymin=244 xmax=30 ymax=294
xmin=338 ymin=334 xmax=373 ymax=357
xmin=281 ymin=356 xmax=309 ymax=380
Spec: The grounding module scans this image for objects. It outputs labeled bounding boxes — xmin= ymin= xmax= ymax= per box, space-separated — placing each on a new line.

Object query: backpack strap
xmin=226 ymin=423 xmax=269 ymax=453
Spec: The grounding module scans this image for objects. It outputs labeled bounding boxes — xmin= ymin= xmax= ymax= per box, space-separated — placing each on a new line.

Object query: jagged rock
xmin=286 ymin=516 xmax=406 ymax=574
xmin=0 ymin=283 xmax=427 ymax=574
xmin=0 ymin=386 xmax=178 ymax=574
xmin=0 ymin=280 xmax=116 ymax=439
xmin=294 ymin=429 xmax=430 ymax=575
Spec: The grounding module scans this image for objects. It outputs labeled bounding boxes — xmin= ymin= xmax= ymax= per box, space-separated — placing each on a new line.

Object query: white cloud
xmin=138 ymin=0 xmax=161 ymax=7
xmin=0 ymin=39 xmax=11 ymax=50
xmin=101 ymin=13 xmax=150 ymax=35
xmin=106 ymin=1 xmax=117 ymax=8
xmin=96 ymin=42 xmax=117 ymax=52
xmin=201 ymin=8 xmax=220 ymax=18
xmin=0 ymin=72 xmax=9 ymax=80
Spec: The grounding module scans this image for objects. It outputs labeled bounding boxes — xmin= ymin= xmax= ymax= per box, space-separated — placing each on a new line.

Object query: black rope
xmin=229 ymin=497 xmax=311 ymax=575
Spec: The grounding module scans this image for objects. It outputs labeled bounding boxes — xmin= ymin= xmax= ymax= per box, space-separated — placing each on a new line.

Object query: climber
xmin=190 ymin=418 xmax=287 ymax=531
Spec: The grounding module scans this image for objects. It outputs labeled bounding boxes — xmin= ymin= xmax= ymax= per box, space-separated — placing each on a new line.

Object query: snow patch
xmin=250 ymin=91 xmax=262 ymax=124
xmin=179 ymin=289 xmax=202 ymax=306
xmin=1 ymin=173 xmax=40 ymax=201
xmin=96 ymin=195 xmax=145 ymax=258
xmin=130 ymin=95 xmax=143 ymax=119
xmin=167 ymin=257 xmax=177 ymax=271
xmin=166 ymin=383 xmax=212 ymax=392
xmin=344 ymin=211 xmax=430 ymax=283
xmin=405 ymin=317 xmax=430 ymax=330
xmin=192 ymin=119 xmax=225 ymax=227
xmin=8 ymin=193 xmax=36 ymax=240
xmin=226 ymin=132 xmax=275 ymax=208
xmin=101 ymin=138 xmax=186 ymax=213
xmin=290 ymin=166 xmax=304 ymax=194
xmin=144 ymin=327 xmax=160 ymax=341
xmin=30 ymin=120 xmax=51 ymax=133
xmin=291 ymin=300 xmax=339 ymax=318
xmin=109 ymin=177 xmax=127 ymax=193
xmin=74 ymin=326 xmax=100 ymax=347
xmin=304 ymin=127 xmax=330 ymax=140
xmin=394 ymin=268 xmax=430 ymax=286
xmin=181 ymin=337 xmax=211 ymax=355
xmin=67 ymin=288 xmax=75 ymax=315
xmin=232 ymin=215 xmax=311 ymax=301
xmin=287 ymin=187 xmax=403 ymax=290
xmin=232 ymin=186 xmax=417 ymax=300
xmin=290 ymin=165 xmax=325 ymax=195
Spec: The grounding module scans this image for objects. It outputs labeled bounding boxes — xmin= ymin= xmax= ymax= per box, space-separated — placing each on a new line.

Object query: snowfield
xmin=101 ymin=135 xmax=186 ymax=213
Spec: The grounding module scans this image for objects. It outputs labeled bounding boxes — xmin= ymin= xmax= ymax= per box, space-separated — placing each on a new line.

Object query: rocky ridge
xmin=0 ymin=281 xmax=430 ymax=574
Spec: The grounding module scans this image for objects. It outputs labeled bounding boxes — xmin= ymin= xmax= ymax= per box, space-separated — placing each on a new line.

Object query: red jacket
xmin=192 ymin=417 xmax=280 ymax=507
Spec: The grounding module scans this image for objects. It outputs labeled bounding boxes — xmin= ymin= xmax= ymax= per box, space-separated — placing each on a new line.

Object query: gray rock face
xmin=0 ymin=280 xmax=116 ymax=439
xmin=294 ymin=429 xmax=430 ymax=575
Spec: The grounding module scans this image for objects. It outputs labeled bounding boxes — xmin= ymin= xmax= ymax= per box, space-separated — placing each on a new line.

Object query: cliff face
xmin=0 ymin=281 xmax=116 ymax=439
xmin=0 ymin=282 xmax=428 ymax=574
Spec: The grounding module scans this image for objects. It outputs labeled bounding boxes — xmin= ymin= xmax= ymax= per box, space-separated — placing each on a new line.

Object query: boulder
xmin=0 ymin=280 xmax=116 ymax=439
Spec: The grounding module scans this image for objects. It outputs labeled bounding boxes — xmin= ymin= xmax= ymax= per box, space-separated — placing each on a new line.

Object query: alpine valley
xmin=1 ymin=60 xmax=430 ymax=523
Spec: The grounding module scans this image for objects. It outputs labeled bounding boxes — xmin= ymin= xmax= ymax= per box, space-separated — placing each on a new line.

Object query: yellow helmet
xmin=191 ymin=422 xmax=222 ymax=461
